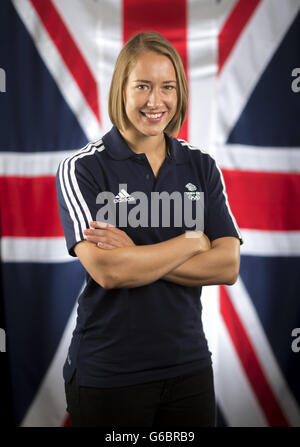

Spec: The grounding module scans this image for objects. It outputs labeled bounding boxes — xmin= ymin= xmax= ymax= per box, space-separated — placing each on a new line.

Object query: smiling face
xmin=122 ymin=51 xmax=178 ymax=139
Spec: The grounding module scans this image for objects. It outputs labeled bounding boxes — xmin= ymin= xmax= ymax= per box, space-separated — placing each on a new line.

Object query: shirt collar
xmin=102 ymin=126 xmax=189 ymax=165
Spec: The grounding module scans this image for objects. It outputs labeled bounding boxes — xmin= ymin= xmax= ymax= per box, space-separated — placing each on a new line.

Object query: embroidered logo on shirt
xmin=185 ymin=182 xmax=197 ymax=191
xmin=113 ymin=188 xmax=136 ymax=203
xmin=185 ymin=183 xmax=201 ymax=200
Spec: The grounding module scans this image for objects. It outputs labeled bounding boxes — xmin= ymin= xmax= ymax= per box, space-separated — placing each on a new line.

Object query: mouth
xmin=140 ymin=111 xmax=166 ymax=122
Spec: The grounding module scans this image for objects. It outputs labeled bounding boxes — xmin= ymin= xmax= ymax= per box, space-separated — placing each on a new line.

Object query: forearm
xmin=99 ymin=233 xmax=203 ymax=289
xmin=162 ymin=238 xmax=240 ymax=287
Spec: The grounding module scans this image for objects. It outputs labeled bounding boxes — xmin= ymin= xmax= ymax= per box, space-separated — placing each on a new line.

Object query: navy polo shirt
xmin=56 ymin=126 xmax=243 ymax=388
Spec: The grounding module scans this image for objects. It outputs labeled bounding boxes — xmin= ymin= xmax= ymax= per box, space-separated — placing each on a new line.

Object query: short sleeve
xmin=204 ymin=157 xmax=243 ymax=244
xmin=56 ymin=153 xmax=100 ymax=257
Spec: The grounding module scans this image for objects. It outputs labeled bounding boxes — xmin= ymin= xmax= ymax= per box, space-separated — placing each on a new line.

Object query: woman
xmin=56 ymin=32 xmax=242 ymax=427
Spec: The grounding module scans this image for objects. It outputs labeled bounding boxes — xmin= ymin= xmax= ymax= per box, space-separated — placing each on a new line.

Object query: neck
xmin=120 ymin=128 xmax=166 ymax=158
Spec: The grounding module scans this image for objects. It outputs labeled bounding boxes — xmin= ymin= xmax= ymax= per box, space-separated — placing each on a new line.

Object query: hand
xmin=83 ymin=221 xmax=136 ymax=250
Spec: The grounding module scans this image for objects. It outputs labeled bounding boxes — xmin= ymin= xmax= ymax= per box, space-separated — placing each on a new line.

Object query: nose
xmin=147 ymin=87 xmax=163 ymax=108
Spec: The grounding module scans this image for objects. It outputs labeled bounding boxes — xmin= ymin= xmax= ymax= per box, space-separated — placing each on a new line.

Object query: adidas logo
xmin=113 ymin=188 xmax=135 ymax=203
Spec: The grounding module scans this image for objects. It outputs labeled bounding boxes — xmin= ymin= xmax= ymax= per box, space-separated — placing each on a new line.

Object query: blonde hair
xmin=108 ymin=32 xmax=188 ymax=136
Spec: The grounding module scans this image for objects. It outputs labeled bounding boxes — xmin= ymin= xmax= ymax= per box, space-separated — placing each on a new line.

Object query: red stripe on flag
xmin=30 ymin=0 xmax=101 ymax=124
xmin=220 ymin=286 xmax=289 ymax=427
xmin=0 ymin=176 xmax=63 ymax=237
xmin=218 ymin=0 xmax=261 ymax=73
xmin=222 ymin=169 xmax=300 ymax=230
xmin=123 ymin=0 xmax=188 ymax=141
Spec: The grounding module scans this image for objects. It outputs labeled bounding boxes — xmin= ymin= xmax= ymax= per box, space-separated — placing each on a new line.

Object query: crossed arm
xmin=74 ymin=221 xmax=240 ymax=289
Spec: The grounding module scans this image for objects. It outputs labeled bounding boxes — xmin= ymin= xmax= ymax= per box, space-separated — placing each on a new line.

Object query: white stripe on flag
xmin=0 ymin=151 xmax=77 ymax=176
xmin=226 ymin=279 xmax=300 ymax=426
xmin=215 ymin=313 xmax=268 ymax=427
xmin=187 ymin=0 xmax=220 ymax=150
xmin=2 ymin=237 xmax=73 ymax=263
xmin=20 ymin=289 xmax=83 ymax=427
xmin=216 ymin=144 xmax=300 ymax=173
xmin=12 ymin=0 xmax=101 ymax=141
xmin=216 ymin=0 xmax=300 ymax=144
xmin=240 ymin=230 xmax=300 ymax=257
xmin=52 ymin=0 xmax=123 ymax=134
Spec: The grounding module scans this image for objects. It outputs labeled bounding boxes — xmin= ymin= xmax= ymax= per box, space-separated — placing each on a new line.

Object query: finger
xmin=84 ymin=228 xmax=106 ymax=236
xmin=89 ymin=222 xmax=135 ymax=247
xmin=84 ymin=234 xmax=114 ymax=245
xmin=83 ymin=228 xmax=108 ymax=240
xmin=88 ymin=227 xmax=129 ymax=246
xmin=85 ymin=226 xmax=135 ymax=247
xmin=90 ymin=221 xmax=126 ymax=237
xmin=103 ymin=227 xmax=136 ymax=246
xmin=90 ymin=221 xmax=115 ymax=229
xmin=84 ymin=227 xmax=122 ymax=242
xmin=85 ymin=232 xmax=124 ymax=248
xmin=84 ymin=230 xmax=106 ymax=242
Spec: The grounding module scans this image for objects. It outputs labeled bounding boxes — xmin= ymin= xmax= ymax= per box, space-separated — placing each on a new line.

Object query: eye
xmin=137 ymin=84 xmax=148 ymax=90
xmin=163 ymin=85 xmax=175 ymax=90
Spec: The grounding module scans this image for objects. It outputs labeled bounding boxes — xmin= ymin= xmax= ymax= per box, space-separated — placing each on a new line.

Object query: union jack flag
xmin=0 ymin=0 xmax=299 ymax=426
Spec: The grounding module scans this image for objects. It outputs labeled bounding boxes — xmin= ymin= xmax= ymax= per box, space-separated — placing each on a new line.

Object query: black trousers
xmin=65 ymin=365 xmax=216 ymax=427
